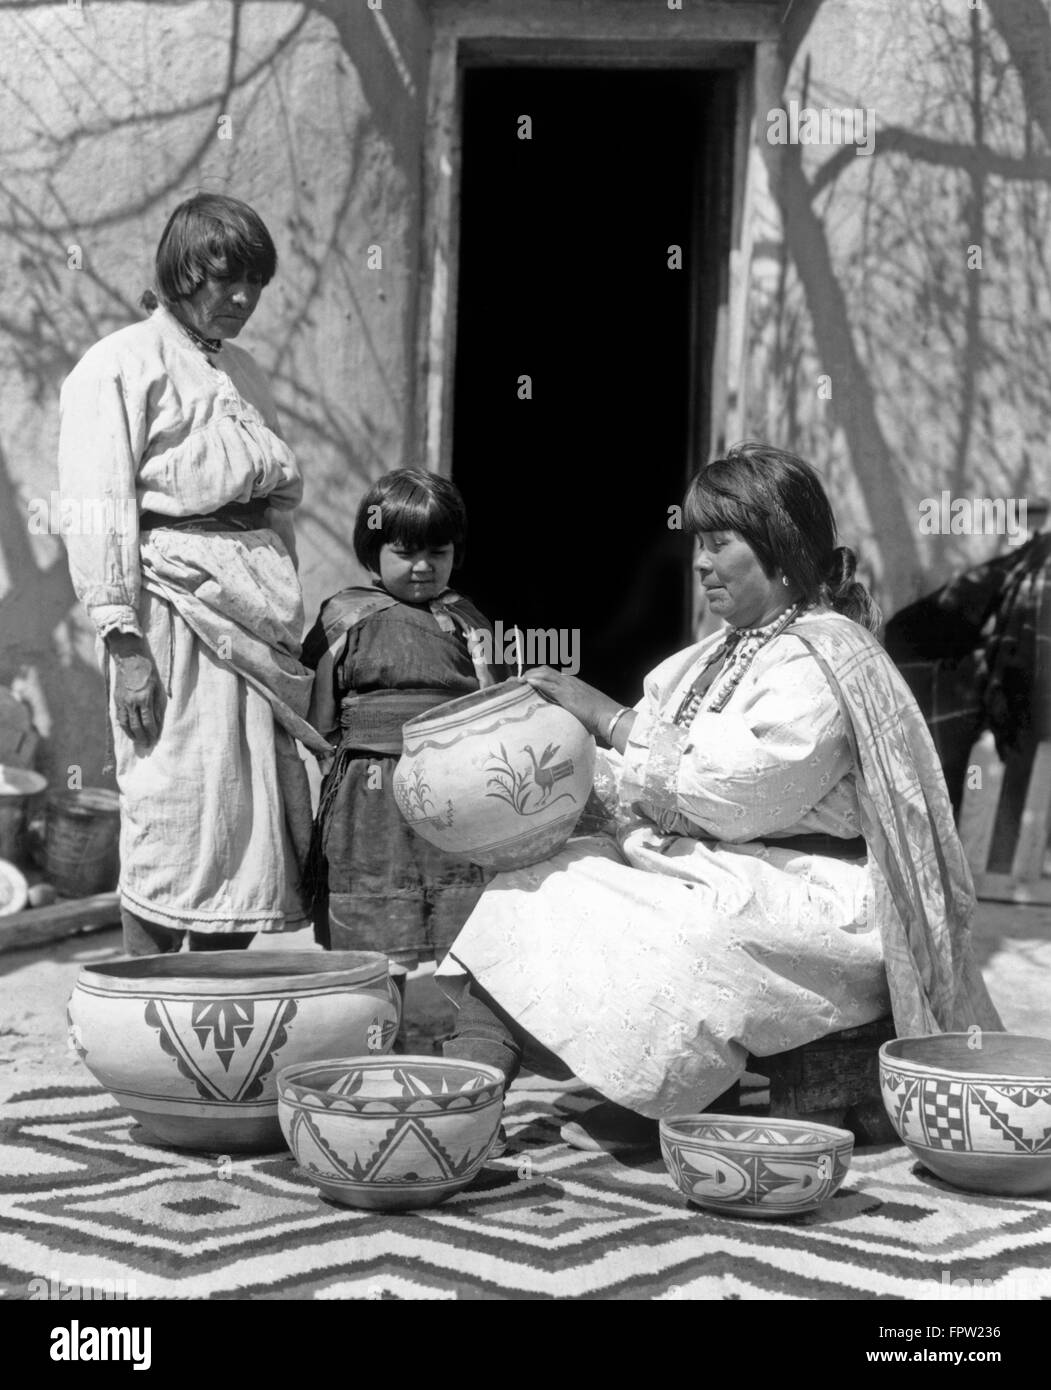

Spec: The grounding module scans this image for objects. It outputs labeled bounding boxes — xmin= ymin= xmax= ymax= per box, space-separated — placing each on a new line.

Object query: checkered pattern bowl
xmin=880 ymin=1033 xmax=1051 ymax=1196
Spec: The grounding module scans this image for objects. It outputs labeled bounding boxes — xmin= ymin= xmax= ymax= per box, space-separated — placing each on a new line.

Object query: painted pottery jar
xmin=67 ymin=951 xmax=400 ymax=1153
xmin=659 ymin=1114 xmax=854 ymax=1218
xmin=393 ymin=679 xmax=596 ymax=870
xmin=278 ymin=1055 xmax=505 ymax=1210
xmin=880 ymin=1033 xmax=1051 ymax=1196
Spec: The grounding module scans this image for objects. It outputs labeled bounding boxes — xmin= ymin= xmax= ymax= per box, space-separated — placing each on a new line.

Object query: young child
xmin=302 ymin=470 xmax=501 ymax=1020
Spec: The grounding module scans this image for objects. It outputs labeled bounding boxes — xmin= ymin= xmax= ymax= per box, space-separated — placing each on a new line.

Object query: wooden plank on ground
xmin=958 ymin=736 xmax=1004 ymax=876
xmin=973 ymin=873 xmax=1051 ymax=906
xmin=0 ymin=892 xmax=120 ymax=953
xmin=1010 ymin=741 xmax=1051 ymax=882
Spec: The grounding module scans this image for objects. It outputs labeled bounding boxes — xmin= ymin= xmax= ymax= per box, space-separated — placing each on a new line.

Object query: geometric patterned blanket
xmin=3 ymin=1081 xmax=1050 ymax=1301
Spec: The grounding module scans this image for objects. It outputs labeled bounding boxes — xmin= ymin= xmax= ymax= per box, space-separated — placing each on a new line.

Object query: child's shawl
xmin=301 ymin=584 xmax=492 ymax=743
xmin=788 ymin=612 xmax=1002 ymax=1037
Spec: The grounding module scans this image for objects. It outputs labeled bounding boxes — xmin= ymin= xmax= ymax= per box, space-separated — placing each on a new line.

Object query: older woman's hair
xmin=141 ymin=193 xmax=277 ymax=311
xmin=684 ymin=442 xmax=882 ymax=633
xmin=353 ymin=469 xmax=468 ymax=573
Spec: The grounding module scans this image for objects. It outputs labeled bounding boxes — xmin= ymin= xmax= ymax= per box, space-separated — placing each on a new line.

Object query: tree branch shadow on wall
xmin=752 ymin=0 xmax=1050 ymax=612
xmin=0 ymin=0 xmax=430 ymax=769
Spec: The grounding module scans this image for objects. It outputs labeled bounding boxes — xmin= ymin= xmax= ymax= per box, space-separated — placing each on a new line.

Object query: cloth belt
xmin=756 ymin=833 xmax=867 ymax=861
xmin=337 ymin=688 xmax=457 ymax=756
xmin=138 ymin=500 xmax=270 ymax=533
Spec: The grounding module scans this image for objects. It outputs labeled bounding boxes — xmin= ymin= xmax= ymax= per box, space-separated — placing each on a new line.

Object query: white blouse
xmin=617 ymin=614 xmax=862 ymax=842
xmin=57 ymin=305 xmax=302 ymax=639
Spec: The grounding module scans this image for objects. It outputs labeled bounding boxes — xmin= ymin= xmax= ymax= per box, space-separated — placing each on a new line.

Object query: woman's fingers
xmin=523 ymin=667 xmax=567 ymax=704
xmin=122 ymin=698 xmax=148 ymax=745
xmin=149 ymin=682 xmax=165 ymax=741
xmin=138 ymin=695 xmax=159 ymax=745
xmin=113 ymin=657 xmax=162 ymax=747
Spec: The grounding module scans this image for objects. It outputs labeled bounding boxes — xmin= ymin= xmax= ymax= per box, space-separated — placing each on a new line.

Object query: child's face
xmin=376 ymin=541 xmax=455 ymax=604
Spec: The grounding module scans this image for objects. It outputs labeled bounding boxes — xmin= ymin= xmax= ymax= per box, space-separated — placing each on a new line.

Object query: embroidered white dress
xmin=58 ymin=307 xmax=319 ymax=932
xmin=437 ymin=611 xmax=891 ymax=1115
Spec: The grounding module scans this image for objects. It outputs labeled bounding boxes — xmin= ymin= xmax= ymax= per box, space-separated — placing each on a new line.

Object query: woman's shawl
xmin=789 ymin=613 xmax=1002 ymax=1036
xmin=139 ymin=530 xmax=330 ymax=757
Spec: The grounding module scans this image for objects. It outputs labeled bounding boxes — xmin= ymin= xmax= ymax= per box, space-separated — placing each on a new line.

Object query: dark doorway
xmin=451 ymin=67 xmax=736 ymax=703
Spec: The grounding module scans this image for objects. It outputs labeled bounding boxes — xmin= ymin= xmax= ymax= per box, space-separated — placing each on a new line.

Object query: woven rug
xmin=2 ymin=1080 xmax=1050 ymax=1301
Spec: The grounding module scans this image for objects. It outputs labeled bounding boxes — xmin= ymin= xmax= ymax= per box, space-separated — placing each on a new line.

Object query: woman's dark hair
xmin=684 ymin=441 xmax=882 ymax=633
xmin=353 ymin=470 xmax=468 ymax=573
xmin=141 ymin=193 xmax=277 ymax=311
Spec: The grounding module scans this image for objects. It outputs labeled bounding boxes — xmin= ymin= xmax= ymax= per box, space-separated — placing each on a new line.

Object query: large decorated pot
xmin=278 ymin=1055 xmax=505 ymax=1210
xmin=393 ymin=679 xmax=596 ymax=870
xmin=880 ymin=1033 xmax=1051 ymax=1196
xmin=67 ymin=951 xmax=400 ymax=1153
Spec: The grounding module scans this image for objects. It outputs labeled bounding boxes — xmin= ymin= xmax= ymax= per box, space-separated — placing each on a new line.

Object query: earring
xmin=781 ymin=575 xmax=790 ymax=587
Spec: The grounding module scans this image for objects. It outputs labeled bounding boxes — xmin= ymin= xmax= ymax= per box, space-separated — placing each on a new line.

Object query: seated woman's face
xmin=694 ymin=530 xmax=789 ymax=629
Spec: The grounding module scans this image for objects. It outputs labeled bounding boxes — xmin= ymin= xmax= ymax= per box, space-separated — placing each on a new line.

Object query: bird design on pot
xmin=485 ymin=741 xmax=577 ymax=816
xmin=525 ymin=744 xmax=576 ymax=801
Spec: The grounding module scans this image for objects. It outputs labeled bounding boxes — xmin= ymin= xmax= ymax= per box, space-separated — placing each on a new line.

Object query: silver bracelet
xmin=605 ymin=706 xmax=632 ymax=745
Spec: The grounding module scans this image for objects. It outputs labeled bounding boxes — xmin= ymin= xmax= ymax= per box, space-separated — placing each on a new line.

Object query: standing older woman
xmin=439 ymin=444 xmax=1000 ymax=1147
xmin=58 ymin=193 xmax=328 ymax=955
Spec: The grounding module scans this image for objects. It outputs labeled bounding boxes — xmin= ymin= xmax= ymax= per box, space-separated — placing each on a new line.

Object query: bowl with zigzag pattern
xmin=277 ymin=1055 xmax=506 ymax=1210
xmin=880 ymin=1033 xmax=1051 ymax=1195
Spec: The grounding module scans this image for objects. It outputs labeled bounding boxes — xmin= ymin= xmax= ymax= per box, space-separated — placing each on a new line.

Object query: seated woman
xmin=437 ymin=443 xmax=1000 ymax=1150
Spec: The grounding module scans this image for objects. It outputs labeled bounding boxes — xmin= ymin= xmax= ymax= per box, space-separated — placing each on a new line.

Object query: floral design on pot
xmin=880 ymin=1032 xmax=1051 ymax=1196
xmin=67 ymin=951 xmax=401 ymax=1153
xmin=392 ymin=766 xmax=454 ymax=832
xmin=485 ymin=742 xmax=577 ymax=816
xmin=659 ymin=1115 xmax=854 ymax=1218
xmin=393 ymin=679 xmax=595 ymax=871
xmin=278 ymin=1055 xmax=506 ymax=1210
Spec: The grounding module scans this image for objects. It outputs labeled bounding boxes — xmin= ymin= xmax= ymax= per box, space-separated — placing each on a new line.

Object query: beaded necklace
xmin=672 ymin=600 xmax=807 ymax=726
xmin=175 ymin=317 xmax=222 ymax=356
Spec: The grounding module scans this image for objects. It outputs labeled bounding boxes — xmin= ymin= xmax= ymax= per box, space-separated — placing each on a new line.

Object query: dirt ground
xmin=1 ymin=902 xmax=1049 ymax=1091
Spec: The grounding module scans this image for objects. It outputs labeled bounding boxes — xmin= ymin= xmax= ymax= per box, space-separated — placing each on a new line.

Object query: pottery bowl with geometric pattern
xmin=67 ymin=952 xmax=400 ymax=1153
xmin=880 ymin=1033 xmax=1051 ymax=1196
xmin=659 ymin=1114 xmax=854 ymax=1218
xmin=277 ymin=1055 xmax=506 ymax=1210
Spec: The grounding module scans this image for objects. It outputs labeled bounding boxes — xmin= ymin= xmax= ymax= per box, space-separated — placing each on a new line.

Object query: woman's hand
xmin=106 ymin=633 xmax=164 ymax=748
xmin=522 ymin=667 xmax=624 ymax=741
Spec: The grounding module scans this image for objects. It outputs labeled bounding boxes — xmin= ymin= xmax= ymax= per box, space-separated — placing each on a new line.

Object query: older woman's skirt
xmin=438 ymin=827 xmax=889 ymax=1116
xmin=113 ymin=588 xmax=312 ymax=933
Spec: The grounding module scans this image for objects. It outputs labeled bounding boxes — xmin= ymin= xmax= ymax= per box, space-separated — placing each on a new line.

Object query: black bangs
xmin=383 ymin=505 xmax=459 ymax=553
xmin=684 ymin=480 xmax=754 ymax=536
xmin=353 ymin=470 xmax=468 ymax=572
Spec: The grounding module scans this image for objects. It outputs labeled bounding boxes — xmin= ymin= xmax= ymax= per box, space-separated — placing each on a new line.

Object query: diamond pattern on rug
xmin=3 ymin=1081 xmax=1051 ymax=1300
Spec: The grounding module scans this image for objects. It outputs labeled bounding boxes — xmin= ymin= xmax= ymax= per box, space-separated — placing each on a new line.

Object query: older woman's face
xmin=694 ymin=530 xmax=790 ymax=629
xmin=179 ymin=265 xmax=263 ymax=341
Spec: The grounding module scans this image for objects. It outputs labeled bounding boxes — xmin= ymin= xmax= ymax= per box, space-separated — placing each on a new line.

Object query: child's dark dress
xmin=303 ymin=586 xmax=496 ymax=966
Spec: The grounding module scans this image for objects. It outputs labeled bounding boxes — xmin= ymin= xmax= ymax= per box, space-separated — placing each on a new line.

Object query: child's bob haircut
xmin=353 ymin=470 xmax=468 ymax=573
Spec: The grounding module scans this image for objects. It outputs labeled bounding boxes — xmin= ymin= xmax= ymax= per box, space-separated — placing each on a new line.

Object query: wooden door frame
xmin=414 ymin=0 xmax=782 ymax=477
